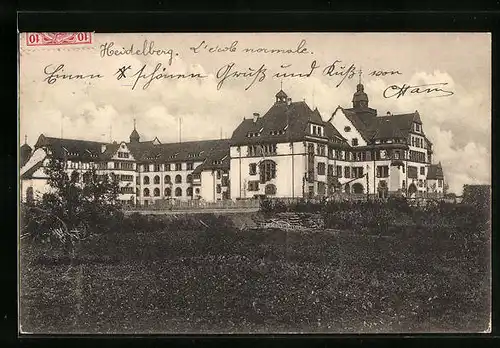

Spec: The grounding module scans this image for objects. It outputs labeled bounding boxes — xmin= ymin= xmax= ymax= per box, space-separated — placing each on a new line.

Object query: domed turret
xmin=352 ymin=83 xmax=369 ymax=109
xmin=129 ymin=119 xmax=140 ymax=143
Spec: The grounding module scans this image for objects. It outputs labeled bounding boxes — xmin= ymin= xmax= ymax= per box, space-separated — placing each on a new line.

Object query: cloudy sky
xmin=19 ymin=33 xmax=490 ymax=194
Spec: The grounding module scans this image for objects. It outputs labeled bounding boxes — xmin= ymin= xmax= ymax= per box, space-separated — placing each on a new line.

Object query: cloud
xmin=19 ymin=43 xmax=490 ymax=195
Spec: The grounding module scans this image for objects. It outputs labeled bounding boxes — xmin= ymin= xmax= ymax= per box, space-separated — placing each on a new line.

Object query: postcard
xmin=18 ymin=32 xmax=491 ymax=334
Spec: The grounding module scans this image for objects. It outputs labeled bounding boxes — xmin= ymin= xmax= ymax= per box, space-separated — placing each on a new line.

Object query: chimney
xmin=287 ymin=97 xmax=292 ymax=106
xmin=253 ymin=112 xmax=260 ymax=123
xmin=101 ymin=144 xmax=107 ymax=153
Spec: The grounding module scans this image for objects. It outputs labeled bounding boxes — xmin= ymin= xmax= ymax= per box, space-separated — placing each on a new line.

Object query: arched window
xmin=408 ymin=183 xmax=417 ymax=197
xmin=175 ymin=187 xmax=182 ymax=197
xmin=259 ymin=160 xmax=277 ymax=183
xmin=186 ymin=187 xmax=193 ymax=196
xmin=186 ymin=174 xmax=193 ymax=184
xmin=165 ymin=187 xmax=172 ymax=196
xmin=352 ymin=183 xmax=364 ymax=194
xmin=154 ymin=175 xmax=160 ymax=184
xmin=143 ymin=176 xmax=150 ymax=185
xmin=164 ymin=175 xmax=171 ymax=184
xmin=143 ymin=188 xmax=150 ymax=196
xmin=265 ymin=184 xmax=277 ymax=195
xmin=153 ymin=188 xmax=160 ymax=196
xmin=175 ymin=174 xmax=182 ymax=184
xmin=344 ymin=183 xmax=350 ymax=194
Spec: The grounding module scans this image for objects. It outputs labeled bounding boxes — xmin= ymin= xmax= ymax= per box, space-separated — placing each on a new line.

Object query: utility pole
xmin=178 ymin=118 xmax=182 ymax=143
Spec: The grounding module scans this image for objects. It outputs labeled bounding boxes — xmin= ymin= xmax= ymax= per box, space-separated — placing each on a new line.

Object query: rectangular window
xmin=351 ymin=138 xmax=358 ymax=146
xmin=438 ymin=179 xmax=443 ymax=188
xmin=308 ymin=143 xmax=315 ymax=154
xmin=317 ymin=145 xmax=326 ymax=156
xmin=175 ymin=163 xmax=182 ymax=171
xmin=376 ymin=166 xmax=389 ymax=178
xmin=221 ymin=176 xmax=229 ymax=187
xmin=328 ymin=147 xmax=334 ymax=159
xmin=344 ymin=167 xmax=351 ymax=179
xmin=249 ymin=163 xmax=257 ymax=175
xmin=165 ymin=163 xmax=171 ymax=171
xmin=353 ymin=167 xmax=364 ymax=178
xmin=336 ymin=165 xmax=342 ymax=178
xmin=187 ymin=162 xmax=194 ymax=170
xmin=327 ymin=164 xmax=334 ymax=177
xmin=216 ymin=184 xmax=222 ymax=194
xmin=248 ymin=181 xmax=260 ymax=191
xmin=420 ymin=167 xmax=425 ymax=175
xmin=408 ymin=166 xmax=418 ymax=179
xmin=317 ymin=162 xmax=326 ymax=175
xmin=154 ymin=164 xmax=161 ymax=172
xmin=318 ymin=182 xmax=326 ymax=195
xmin=143 ymin=164 xmax=149 ymax=172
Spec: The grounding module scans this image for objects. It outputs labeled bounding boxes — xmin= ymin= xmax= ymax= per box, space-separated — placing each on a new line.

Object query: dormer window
xmin=351 ymin=138 xmax=359 ymax=146
xmin=310 ymin=124 xmax=324 ymax=136
xmin=415 ymin=123 xmax=421 ymax=133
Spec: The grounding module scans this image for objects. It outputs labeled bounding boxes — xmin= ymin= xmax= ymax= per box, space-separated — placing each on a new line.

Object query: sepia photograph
xmin=18 ymin=32 xmax=491 ymax=334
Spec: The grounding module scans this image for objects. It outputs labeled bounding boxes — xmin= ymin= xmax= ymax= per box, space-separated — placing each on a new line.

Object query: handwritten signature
xmin=383 ymin=83 xmax=454 ymax=98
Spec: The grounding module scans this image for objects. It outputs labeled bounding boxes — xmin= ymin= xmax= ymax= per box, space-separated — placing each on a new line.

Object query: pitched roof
xmin=231 ymin=100 xmax=343 ymax=145
xmin=365 ymin=112 xmax=422 ymax=141
xmin=191 ymin=145 xmax=230 ymax=175
xmin=34 ymin=134 xmax=108 ymax=161
xmin=275 ymin=89 xmax=288 ymax=98
xmin=138 ymin=139 xmax=231 ymax=164
xmin=427 ymin=163 xmax=444 ymax=180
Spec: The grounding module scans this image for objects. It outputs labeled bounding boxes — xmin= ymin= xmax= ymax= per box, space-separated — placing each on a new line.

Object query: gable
xmin=20 ymin=148 xmax=47 ymax=178
xmin=329 ymin=107 xmax=367 ymax=147
xmin=110 ymin=142 xmax=136 ymax=161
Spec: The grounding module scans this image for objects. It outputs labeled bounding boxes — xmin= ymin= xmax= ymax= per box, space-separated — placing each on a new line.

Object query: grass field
xmin=19 ymin=212 xmax=490 ymax=334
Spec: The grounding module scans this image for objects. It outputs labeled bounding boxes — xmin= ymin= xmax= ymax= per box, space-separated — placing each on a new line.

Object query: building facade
xmin=20 ymin=83 xmax=446 ymax=204
xmin=229 ymin=84 xmax=445 ymax=199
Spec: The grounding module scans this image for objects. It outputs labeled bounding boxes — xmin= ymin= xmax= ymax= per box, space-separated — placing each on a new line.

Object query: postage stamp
xmin=25 ymin=32 xmax=93 ymax=46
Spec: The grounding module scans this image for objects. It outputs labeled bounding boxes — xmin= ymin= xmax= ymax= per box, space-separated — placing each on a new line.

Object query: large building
xmin=20 ymin=82 xmax=445 ymax=204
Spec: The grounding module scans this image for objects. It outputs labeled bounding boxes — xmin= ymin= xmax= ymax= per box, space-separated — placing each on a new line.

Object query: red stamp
xmin=26 ymin=32 xmax=93 ymax=46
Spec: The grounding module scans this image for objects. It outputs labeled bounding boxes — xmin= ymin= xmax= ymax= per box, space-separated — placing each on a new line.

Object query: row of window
xmin=139 ymin=173 xmax=229 ymax=186
xmin=142 ymin=174 xmax=193 ymax=185
xmin=409 ymin=150 xmax=427 ymax=163
xmin=117 ymin=151 xmax=130 ymax=158
xmin=142 ymin=162 xmax=195 ymax=172
xmin=143 ymin=187 xmax=196 ymax=197
xmin=247 ymin=144 xmax=278 ymax=157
